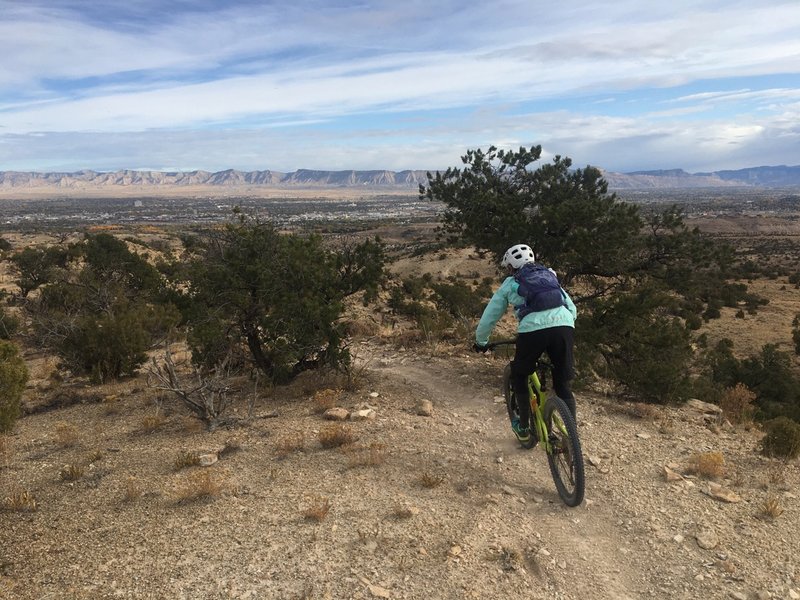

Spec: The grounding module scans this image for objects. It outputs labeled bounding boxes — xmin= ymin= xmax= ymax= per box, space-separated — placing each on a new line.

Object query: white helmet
xmin=501 ymin=244 xmax=535 ymax=269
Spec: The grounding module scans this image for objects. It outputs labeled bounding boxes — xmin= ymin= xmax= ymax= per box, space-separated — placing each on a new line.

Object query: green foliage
xmin=761 ymin=417 xmax=800 ymax=459
xmin=702 ymin=341 xmax=800 ymax=422
xmin=181 ymin=216 xmax=381 ymax=383
xmin=0 ymin=307 xmax=20 ymax=339
xmin=334 ymin=236 xmax=386 ymax=302
xmin=0 ymin=340 xmax=29 ymax=432
xmin=581 ymin=287 xmax=691 ymax=403
xmin=57 ymin=303 xmax=180 ymax=383
xmin=25 ymin=233 xmax=178 ymax=382
xmin=431 ymin=280 xmax=488 ymax=320
xmin=9 ymin=245 xmax=72 ymax=297
xmin=0 ymin=237 xmax=12 ymax=252
xmin=421 ymin=145 xmax=747 ymax=403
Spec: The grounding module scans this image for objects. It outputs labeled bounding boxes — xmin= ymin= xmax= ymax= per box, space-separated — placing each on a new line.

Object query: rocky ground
xmin=1 ymin=339 xmax=798 ymax=600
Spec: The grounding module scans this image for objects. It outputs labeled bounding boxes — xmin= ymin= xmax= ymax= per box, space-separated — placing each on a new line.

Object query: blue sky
xmin=2 ymin=0 xmax=799 ymax=173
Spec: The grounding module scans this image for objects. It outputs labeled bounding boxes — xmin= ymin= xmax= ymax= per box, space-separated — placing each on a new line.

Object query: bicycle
xmin=485 ymin=339 xmax=585 ymax=507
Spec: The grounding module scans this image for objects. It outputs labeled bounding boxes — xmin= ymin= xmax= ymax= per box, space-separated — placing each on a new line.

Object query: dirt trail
xmin=371 ymin=352 xmax=645 ymax=599
xmin=2 ymin=342 xmax=798 ymax=600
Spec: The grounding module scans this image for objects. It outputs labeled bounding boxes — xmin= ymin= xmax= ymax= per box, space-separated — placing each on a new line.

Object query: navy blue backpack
xmin=514 ymin=263 xmax=567 ymax=318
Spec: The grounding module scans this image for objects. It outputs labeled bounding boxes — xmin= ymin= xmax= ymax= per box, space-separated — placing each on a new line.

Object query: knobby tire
xmin=543 ymin=396 xmax=585 ymax=507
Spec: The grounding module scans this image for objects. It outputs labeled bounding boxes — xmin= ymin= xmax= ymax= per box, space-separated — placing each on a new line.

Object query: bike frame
xmin=527 ymin=369 xmax=556 ymax=454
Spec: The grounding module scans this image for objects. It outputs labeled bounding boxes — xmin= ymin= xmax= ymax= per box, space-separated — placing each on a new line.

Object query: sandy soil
xmin=2 ymin=338 xmax=798 ymax=600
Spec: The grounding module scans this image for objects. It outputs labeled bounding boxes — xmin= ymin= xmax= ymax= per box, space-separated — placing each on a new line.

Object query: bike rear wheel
xmin=543 ymin=395 xmax=585 ymax=507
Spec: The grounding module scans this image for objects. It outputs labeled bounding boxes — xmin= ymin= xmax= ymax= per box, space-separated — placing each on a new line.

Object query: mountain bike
xmin=486 ymin=339 xmax=585 ymax=507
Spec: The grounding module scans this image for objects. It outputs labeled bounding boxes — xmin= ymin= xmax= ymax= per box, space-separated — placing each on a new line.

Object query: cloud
xmin=1 ymin=0 xmax=799 ymax=172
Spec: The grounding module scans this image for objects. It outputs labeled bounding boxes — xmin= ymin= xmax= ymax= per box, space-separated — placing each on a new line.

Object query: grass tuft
xmin=760 ymin=494 xmax=784 ymax=519
xmin=54 ymin=422 xmax=80 ymax=448
xmin=318 ymin=424 xmax=357 ymax=449
xmin=2 ymin=488 xmax=37 ymax=512
xmin=719 ymin=383 xmax=756 ymax=425
xmin=174 ymin=450 xmax=201 ymax=470
xmin=418 ymin=471 xmax=445 ymax=489
xmin=59 ymin=463 xmax=85 ymax=481
xmin=345 ymin=441 xmax=386 ymax=468
xmin=311 ymin=388 xmax=342 ymax=414
xmin=122 ymin=476 xmax=143 ymax=502
xmin=138 ymin=413 xmax=167 ymax=434
xmin=686 ymin=451 xmax=725 ymax=479
xmin=274 ymin=433 xmax=305 ymax=458
xmin=302 ymin=496 xmax=330 ymax=522
xmin=174 ymin=471 xmax=224 ymax=504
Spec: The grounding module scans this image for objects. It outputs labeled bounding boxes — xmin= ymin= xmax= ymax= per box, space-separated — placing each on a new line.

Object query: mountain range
xmin=1 ymin=165 xmax=799 ymax=190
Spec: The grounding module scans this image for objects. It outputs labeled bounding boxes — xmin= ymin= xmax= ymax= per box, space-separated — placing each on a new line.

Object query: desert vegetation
xmin=1 ymin=148 xmax=799 ymax=598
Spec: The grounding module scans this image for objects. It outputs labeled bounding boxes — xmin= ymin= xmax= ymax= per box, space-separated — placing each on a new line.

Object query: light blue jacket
xmin=475 ymin=276 xmax=577 ymax=345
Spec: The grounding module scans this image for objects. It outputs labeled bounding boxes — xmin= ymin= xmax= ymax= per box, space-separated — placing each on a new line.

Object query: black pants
xmin=511 ymin=326 xmax=575 ymax=428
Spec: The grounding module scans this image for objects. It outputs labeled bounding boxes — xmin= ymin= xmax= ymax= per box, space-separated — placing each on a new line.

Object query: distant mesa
xmin=1 ymin=165 xmax=799 ymax=190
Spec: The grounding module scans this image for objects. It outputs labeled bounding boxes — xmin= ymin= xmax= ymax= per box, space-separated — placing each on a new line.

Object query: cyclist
xmin=473 ymin=244 xmax=577 ymax=448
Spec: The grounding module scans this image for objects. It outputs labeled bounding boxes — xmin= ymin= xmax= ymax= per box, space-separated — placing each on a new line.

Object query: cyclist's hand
xmin=472 ymin=342 xmax=489 ymax=353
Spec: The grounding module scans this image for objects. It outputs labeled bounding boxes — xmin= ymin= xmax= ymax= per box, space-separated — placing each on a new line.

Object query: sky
xmin=1 ymin=0 xmax=799 ymax=174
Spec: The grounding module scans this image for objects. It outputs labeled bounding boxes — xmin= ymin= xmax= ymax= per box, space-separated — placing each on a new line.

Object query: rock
xmin=350 ymin=409 xmax=376 ymax=421
xmin=730 ymin=593 xmax=747 ymax=600
xmin=673 ymin=534 xmax=684 ymax=543
xmin=496 ymin=456 xmax=504 ymax=464
xmin=537 ymin=548 xmax=550 ymax=557
xmin=368 ymin=584 xmax=391 ymax=598
xmin=198 ymin=453 xmax=218 ymax=466
xmin=323 ymin=407 xmax=349 ymax=421
xmin=789 ymin=590 xmax=800 ymax=600
xmin=493 ymin=396 xmax=505 ymax=404
xmin=369 ymin=392 xmax=380 ymax=398
xmin=686 ymin=399 xmax=723 ymax=414
xmin=501 ymin=485 xmax=518 ymax=496
xmin=663 ymin=466 xmax=684 ymax=481
xmin=636 ymin=433 xmax=652 ymax=440
xmin=588 ymin=455 xmax=602 ymax=467
xmin=702 ymin=482 xmax=742 ymax=503
xmin=449 ymin=545 xmax=462 ymax=556
xmin=416 ymin=399 xmax=433 ymax=417
xmin=695 ymin=525 xmax=719 ymax=549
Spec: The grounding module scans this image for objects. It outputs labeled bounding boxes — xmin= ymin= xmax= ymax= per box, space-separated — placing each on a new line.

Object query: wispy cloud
xmin=1 ymin=0 xmax=799 ymax=172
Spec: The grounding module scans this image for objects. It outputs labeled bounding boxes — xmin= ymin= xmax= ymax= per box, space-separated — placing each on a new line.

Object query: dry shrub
xmin=311 ymin=388 xmax=341 ymax=414
xmin=0 ymin=435 xmax=10 ymax=461
xmin=345 ymin=441 xmax=386 ymax=468
xmin=218 ymin=439 xmax=242 ymax=458
xmin=274 ymin=433 xmax=305 ymax=458
xmin=138 ymin=413 xmax=167 ymax=434
xmin=767 ymin=463 xmax=786 ymax=487
xmin=391 ymin=503 xmax=417 ymax=519
xmin=760 ymin=494 xmax=784 ymax=519
xmin=59 ymin=463 xmax=84 ymax=481
xmin=343 ymin=317 xmax=380 ymax=338
xmin=174 ymin=450 xmax=201 ymax=470
xmin=174 ymin=471 xmax=224 ymax=504
xmin=122 ymin=476 xmax=143 ymax=502
xmin=418 ymin=471 xmax=445 ymax=489
xmin=686 ymin=451 xmax=725 ymax=479
xmin=302 ymin=496 xmax=330 ymax=522
xmin=761 ymin=417 xmax=800 ymax=459
xmin=54 ymin=422 xmax=80 ymax=447
xmin=719 ymin=383 xmax=756 ymax=425
xmin=630 ymin=402 xmax=659 ymax=421
xmin=2 ymin=488 xmax=37 ymax=512
xmin=319 ymin=423 xmax=357 ymax=449
xmin=86 ymin=449 xmax=104 ymax=463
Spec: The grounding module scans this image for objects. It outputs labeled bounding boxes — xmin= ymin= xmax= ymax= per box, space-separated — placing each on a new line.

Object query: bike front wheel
xmin=543 ymin=395 xmax=585 ymax=507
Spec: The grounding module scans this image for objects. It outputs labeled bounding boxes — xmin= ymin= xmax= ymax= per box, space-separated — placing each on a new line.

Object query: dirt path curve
xmin=368 ymin=348 xmax=648 ymax=599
